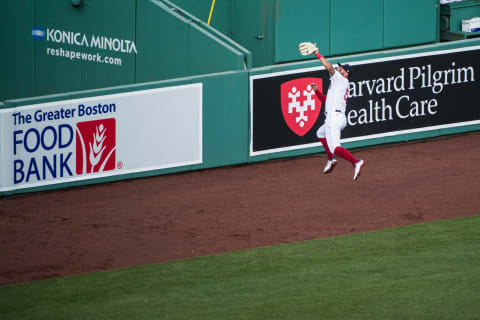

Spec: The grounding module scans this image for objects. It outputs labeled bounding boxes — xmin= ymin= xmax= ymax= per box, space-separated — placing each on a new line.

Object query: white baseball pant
xmin=316 ymin=112 xmax=347 ymax=152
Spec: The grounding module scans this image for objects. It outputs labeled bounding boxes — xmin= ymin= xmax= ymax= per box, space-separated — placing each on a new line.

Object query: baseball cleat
xmin=323 ymin=158 xmax=338 ymax=174
xmin=353 ymin=159 xmax=365 ymax=181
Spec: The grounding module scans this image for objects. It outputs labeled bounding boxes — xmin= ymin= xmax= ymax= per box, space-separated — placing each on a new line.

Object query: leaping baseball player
xmin=299 ymin=42 xmax=365 ymax=180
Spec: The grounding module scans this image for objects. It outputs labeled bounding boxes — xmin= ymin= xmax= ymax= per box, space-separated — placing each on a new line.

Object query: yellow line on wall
xmin=207 ymin=0 xmax=216 ymax=25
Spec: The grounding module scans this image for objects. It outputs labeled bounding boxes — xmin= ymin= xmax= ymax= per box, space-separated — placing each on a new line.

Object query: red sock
xmin=334 ymin=147 xmax=358 ymax=165
xmin=319 ymin=138 xmax=333 ymax=159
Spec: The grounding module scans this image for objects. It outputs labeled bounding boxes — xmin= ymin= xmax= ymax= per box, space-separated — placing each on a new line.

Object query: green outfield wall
xmin=0 ymin=0 xmax=438 ymax=101
xmin=0 ymin=0 xmax=251 ymax=101
xmin=170 ymin=0 xmax=440 ymax=67
xmin=2 ymin=39 xmax=480 ymax=195
xmin=1 ymin=1 xmax=480 ymax=195
xmin=0 ymin=1 xmax=35 ymax=101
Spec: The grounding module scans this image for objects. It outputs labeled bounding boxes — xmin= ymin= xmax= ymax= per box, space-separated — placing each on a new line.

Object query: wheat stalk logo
xmin=89 ymin=124 xmax=107 ymax=173
xmin=76 ymin=120 xmax=116 ymax=175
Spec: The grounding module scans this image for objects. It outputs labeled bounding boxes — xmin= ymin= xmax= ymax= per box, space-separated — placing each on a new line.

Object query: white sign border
xmin=0 ymin=83 xmax=203 ymax=192
xmin=249 ymin=45 xmax=480 ymax=157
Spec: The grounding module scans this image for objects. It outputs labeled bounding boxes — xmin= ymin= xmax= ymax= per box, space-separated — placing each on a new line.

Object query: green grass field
xmin=1 ymin=215 xmax=479 ymax=320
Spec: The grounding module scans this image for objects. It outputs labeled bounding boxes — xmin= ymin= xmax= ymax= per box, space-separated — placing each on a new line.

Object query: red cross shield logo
xmin=280 ymin=77 xmax=323 ymax=137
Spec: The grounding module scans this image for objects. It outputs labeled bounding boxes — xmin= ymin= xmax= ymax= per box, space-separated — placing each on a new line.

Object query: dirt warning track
xmin=1 ymin=132 xmax=480 ymax=286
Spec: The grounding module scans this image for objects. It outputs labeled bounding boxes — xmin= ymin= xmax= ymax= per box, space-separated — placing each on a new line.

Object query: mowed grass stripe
xmin=1 ymin=215 xmax=479 ymax=320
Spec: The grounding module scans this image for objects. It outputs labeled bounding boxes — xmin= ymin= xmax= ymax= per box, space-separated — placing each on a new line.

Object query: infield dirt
xmin=1 ymin=132 xmax=480 ymax=286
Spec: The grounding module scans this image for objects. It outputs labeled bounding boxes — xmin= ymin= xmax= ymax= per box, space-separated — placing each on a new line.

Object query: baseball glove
xmin=298 ymin=42 xmax=318 ymax=56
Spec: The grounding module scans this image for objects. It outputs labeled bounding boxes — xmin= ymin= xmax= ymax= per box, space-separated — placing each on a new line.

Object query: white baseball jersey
xmin=325 ymin=70 xmax=349 ymax=114
xmin=317 ymin=70 xmax=349 ymax=151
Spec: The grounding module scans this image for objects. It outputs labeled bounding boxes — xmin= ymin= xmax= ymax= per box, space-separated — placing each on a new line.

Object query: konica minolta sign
xmin=31 ymin=26 xmax=138 ymax=54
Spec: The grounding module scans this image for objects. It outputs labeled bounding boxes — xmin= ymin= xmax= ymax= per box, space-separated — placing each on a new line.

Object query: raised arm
xmin=314 ymin=50 xmax=335 ymax=76
xmin=298 ymin=42 xmax=335 ymax=76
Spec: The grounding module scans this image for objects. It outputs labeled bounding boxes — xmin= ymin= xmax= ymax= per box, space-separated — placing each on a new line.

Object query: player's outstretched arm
xmin=314 ymin=49 xmax=335 ymax=76
xmin=298 ymin=42 xmax=335 ymax=75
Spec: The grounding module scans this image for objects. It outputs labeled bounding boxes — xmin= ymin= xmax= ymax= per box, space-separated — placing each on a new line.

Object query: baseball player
xmin=308 ymin=47 xmax=365 ymax=180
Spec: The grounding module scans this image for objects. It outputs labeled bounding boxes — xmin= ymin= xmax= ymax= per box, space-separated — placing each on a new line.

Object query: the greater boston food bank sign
xmin=1 ymin=84 xmax=203 ymax=192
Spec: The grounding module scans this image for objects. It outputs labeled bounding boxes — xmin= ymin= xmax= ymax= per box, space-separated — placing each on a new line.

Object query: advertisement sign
xmin=0 ymin=84 xmax=203 ymax=192
xmin=32 ymin=25 xmax=137 ymax=67
xmin=250 ymin=46 xmax=480 ymax=156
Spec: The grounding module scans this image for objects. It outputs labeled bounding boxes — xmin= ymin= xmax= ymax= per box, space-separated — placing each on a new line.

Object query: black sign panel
xmin=251 ymin=47 xmax=480 ymax=155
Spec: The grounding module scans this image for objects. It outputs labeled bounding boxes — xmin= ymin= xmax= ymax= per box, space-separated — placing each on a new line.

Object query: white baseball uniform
xmin=316 ymin=70 xmax=349 ymax=151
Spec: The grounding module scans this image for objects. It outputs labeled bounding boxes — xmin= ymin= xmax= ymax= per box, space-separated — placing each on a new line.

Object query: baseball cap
xmin=338 ymin=63 xmax=352 ymax=76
